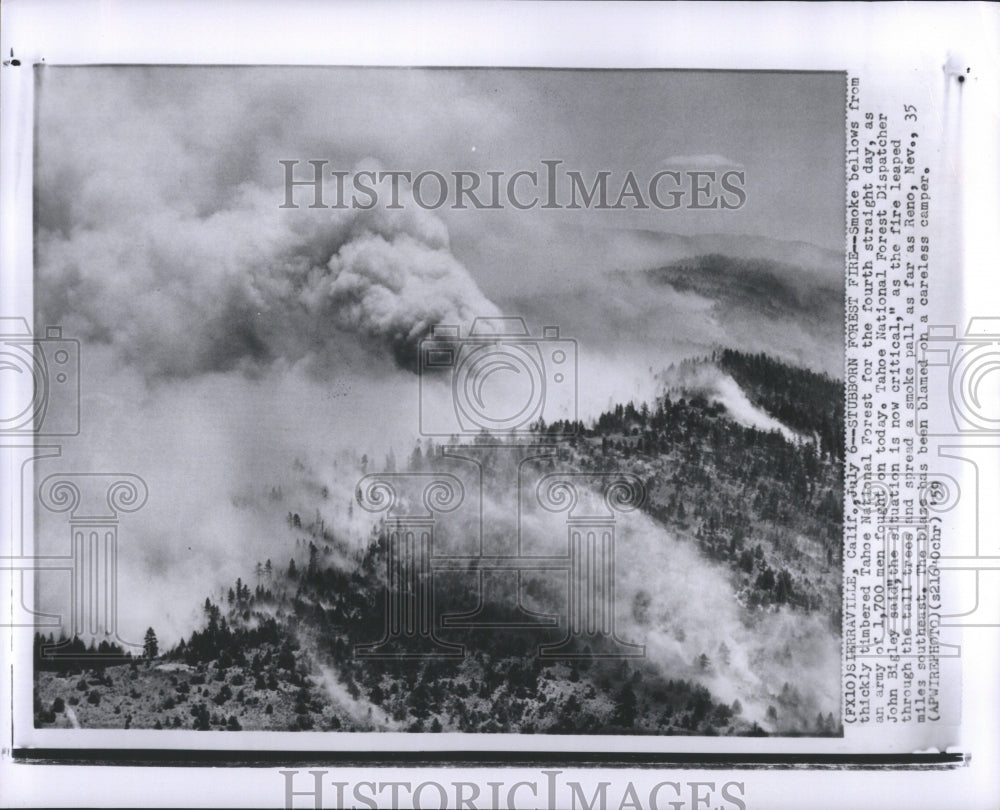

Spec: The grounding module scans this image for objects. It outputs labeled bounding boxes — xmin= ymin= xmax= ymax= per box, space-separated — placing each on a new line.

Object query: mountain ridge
xmin=35 ymin=350 xmax=844 ymax=737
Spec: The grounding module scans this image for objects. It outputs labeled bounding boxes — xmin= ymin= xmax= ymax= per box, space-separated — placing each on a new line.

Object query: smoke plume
xmin=37 ymin=184 xmax=500 ymax=378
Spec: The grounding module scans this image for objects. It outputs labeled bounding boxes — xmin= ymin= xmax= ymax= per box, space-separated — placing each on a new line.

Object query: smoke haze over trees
xmin=37 ymin=352 xmax=842 ymax=736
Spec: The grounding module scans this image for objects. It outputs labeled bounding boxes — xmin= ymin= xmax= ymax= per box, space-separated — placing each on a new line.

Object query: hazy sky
xmin=36 ymin=66 xmax=845 ymax=284
xmin=36 ymin=66 xmax=845 ymax=379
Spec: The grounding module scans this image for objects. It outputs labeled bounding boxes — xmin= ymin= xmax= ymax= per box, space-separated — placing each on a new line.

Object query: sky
xmin=35 ymin=66 xmax=845 ymax=288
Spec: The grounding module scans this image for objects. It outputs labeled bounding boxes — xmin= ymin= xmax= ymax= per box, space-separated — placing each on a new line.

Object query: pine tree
xmin=143 ymin=627 xmax=158 ymax=660
xmin=613 ymin=682 xmax=637 ymax=727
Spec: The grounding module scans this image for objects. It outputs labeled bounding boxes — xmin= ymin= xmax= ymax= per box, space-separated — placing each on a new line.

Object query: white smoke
xmin=32 ymin=68 xmax=838 ymax=734
xmin=658 ymin=361 xmax=803 ymax=443
xmin=37 ymin=182 xmax=500 ymax=378
xmin=513 ymin=492 xmax=839 ymax=731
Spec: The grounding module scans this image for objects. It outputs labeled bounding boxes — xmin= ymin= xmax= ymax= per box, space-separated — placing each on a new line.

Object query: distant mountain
xmin=623 ymin=230 xmax=843 ymax=280
xmin=640 ymin=253 xmax=842 ymax=326
xmin=500 ymin=228 xmax=844 ymax=380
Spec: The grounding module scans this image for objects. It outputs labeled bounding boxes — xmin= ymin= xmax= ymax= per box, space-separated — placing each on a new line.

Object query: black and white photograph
xmin=29 ymin=66 xmax=845 ymax=738
xmin=3 ymin=3 xmax=999 ymax=808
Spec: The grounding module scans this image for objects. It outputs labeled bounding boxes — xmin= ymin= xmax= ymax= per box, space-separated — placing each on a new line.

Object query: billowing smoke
xmin=33 ymin=180 xmax=834 ymax=732
xmin=306 ymin=448 xmax=839 ymax=732
xmin=607 ymin=508 xmax=840 ymax=730
xmin=37 ymin=183 xmax=500 ymax=378
xmin=34 ymin=162 xmax=503 ymax=649
xmin=509 ymin=478 xmax=840 ymax=731
xmin=657 ymin=361 xmax=803 ymax=442
xmin=32 ymin=68 xmax=840 ymax=734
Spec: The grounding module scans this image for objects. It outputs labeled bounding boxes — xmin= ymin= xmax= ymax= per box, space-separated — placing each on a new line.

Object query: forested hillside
xmin=717 ymin=349 xmax=844 ymax=460
xmin=36 ymin=351 xmax=843 ymax=736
